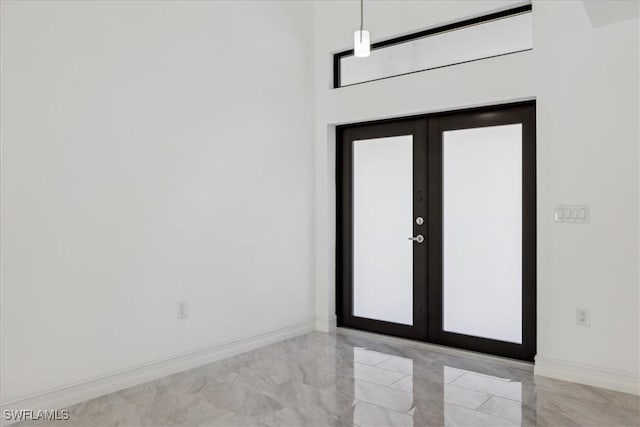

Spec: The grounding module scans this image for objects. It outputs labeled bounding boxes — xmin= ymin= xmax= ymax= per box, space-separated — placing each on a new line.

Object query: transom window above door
xmin=334 ymin=4 xmax=533 ymax=88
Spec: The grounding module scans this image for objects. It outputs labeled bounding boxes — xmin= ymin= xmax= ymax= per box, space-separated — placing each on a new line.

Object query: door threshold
xmin=336 ymin=326 xmax=533 ymax=371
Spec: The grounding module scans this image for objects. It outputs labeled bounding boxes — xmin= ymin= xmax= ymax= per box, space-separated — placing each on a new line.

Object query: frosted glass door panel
xmin=353 ymin=136 xmax=413 ymax=325
xmin=443 ymin=125 xmax=522 ymax=343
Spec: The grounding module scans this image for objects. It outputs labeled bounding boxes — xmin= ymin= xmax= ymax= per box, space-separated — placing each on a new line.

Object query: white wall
xmin=1 ymin=0 xmax=315 ymax=405
xmin=314 ymin=0 xmax=640 ymax=394
xmin=1 ymin=0 xmax=638 ymax=407
xmin=533 ymin=0 xmax=639 ymax=392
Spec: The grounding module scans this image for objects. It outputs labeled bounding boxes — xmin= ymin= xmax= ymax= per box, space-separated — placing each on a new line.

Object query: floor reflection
xmin=444 ymin=366 xmax=522 ymax=425
xmin=349 ymin=347 xmax=523 ymax=427
xmin=351 ymin=347 xmax=416 ymax=426
xmin=19 ymin=331 xmax=638 ymax=427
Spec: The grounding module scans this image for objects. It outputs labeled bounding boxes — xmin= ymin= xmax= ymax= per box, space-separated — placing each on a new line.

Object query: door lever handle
xmin=408 ymin=235 xmax=424 ymax=243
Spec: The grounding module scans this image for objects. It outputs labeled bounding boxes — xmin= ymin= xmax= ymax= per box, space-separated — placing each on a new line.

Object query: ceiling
xmin=581 ymin=0 xmax=639 ymax=28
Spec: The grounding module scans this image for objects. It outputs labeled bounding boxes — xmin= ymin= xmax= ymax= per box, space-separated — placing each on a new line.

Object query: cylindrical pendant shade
xmin=354 ymin=30 xmax=370 ymax=57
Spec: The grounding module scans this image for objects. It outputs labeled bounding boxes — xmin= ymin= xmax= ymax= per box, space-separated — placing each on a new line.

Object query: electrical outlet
xmin=576 ymin=307 xmax=590 ymax=326
xmin=177 ymin=301 xmax=188 ymax=319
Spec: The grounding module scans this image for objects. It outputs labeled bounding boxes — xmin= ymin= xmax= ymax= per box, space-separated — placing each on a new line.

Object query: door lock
xmin=415 ymin=217 xmax=424 ymax=225
xmin=408 ymin=235 xmax=424 ymax=243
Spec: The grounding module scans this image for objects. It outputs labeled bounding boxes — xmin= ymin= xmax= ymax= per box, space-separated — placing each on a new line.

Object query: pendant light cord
xmin=360 ymin=0 xmax=363 ymax=42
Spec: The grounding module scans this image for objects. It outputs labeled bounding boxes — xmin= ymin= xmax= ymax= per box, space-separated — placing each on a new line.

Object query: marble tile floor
xmin=19 ymin=330 xmax=640 ymax=427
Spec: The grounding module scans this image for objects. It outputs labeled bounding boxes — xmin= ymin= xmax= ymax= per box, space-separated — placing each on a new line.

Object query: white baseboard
xmin=535 ymin=355 xmax=640 ymax=395
xmin=0 ymin=320 xmax=315 ymax=426
xmin=315 ymin=316 xmax=337 ymax=332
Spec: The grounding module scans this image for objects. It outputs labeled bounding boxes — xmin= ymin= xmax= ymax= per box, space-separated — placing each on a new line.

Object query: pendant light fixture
xmin=354 ymin=0 xmax=370 ymax=57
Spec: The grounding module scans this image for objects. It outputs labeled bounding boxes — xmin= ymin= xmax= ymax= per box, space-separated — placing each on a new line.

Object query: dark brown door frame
xmin=336 ymin=101 xmax=536 ymax=362
xmin=336 ymin=119 xmax=428 ymax=341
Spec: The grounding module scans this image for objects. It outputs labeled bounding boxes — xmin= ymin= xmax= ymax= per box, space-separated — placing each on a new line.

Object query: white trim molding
xmin=535 ymin=355 xmax=640 ymax=395
xmin=315 ymin=315 xmax=337 ymax=333
xmin=0 ymin=320 xmax=315 ymax=425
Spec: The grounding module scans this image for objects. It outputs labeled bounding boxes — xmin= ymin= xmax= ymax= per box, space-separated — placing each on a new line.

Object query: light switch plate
xmin=555 ymin=205 xmax=589 ymax=224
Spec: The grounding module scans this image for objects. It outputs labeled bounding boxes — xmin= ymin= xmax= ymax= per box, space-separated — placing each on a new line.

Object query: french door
xmin=336 ymin=102 xmax=536 ymax=361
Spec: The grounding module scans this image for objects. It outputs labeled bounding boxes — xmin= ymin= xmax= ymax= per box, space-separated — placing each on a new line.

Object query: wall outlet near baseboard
xmin=576 ymin=307 xmax=590 ymax=326
xmin=177 ymin=301 xmax=188 ymax=319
